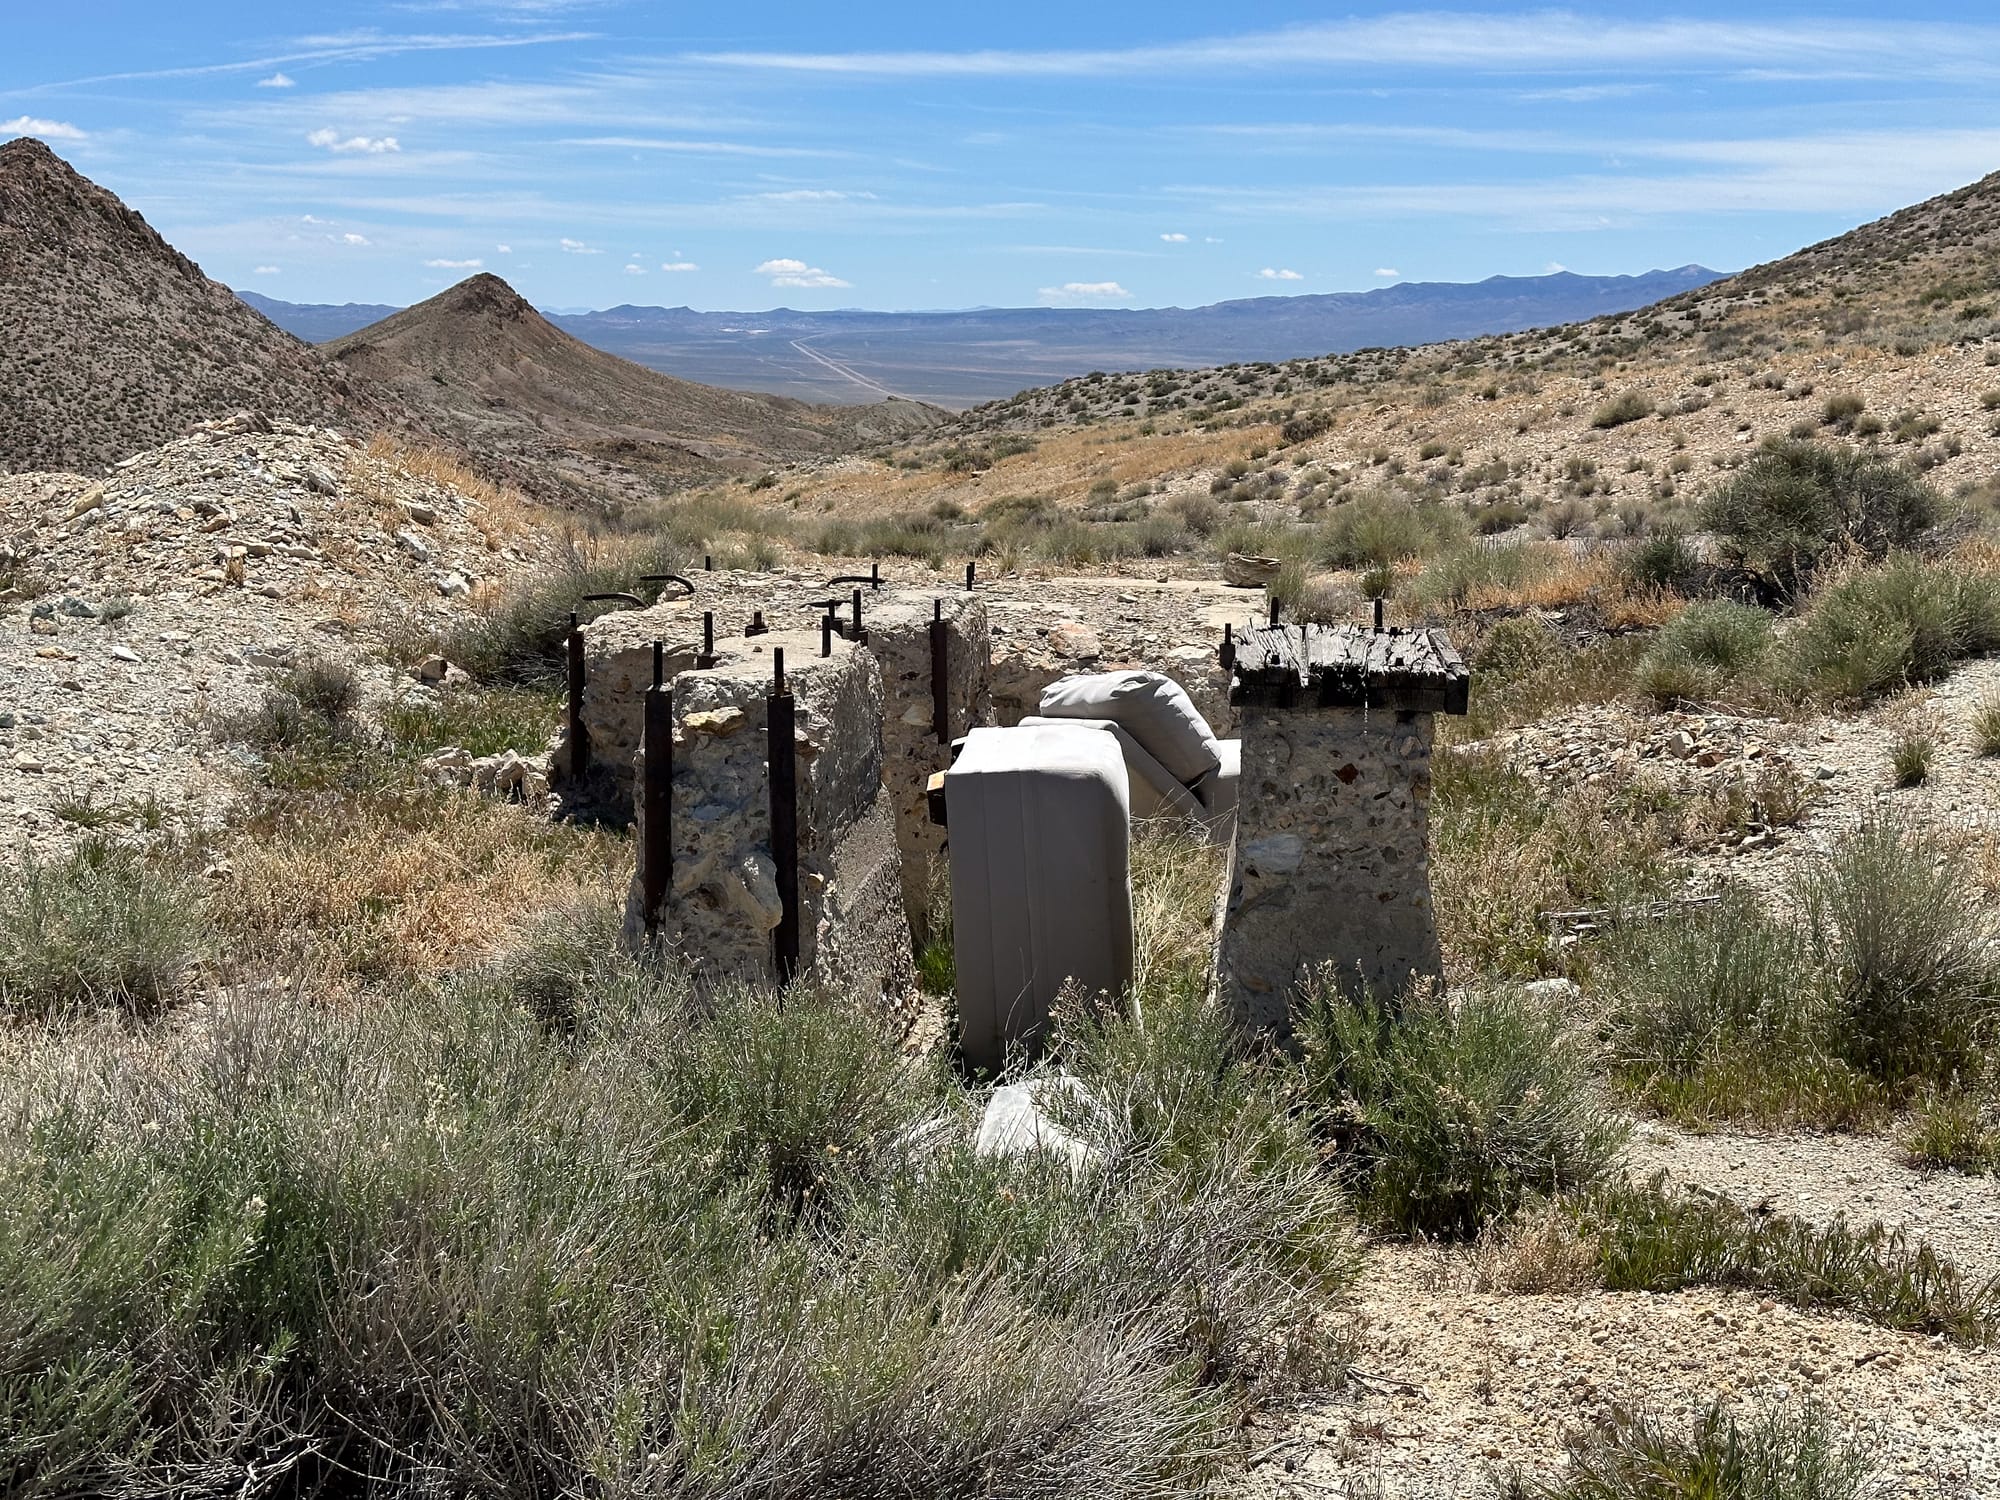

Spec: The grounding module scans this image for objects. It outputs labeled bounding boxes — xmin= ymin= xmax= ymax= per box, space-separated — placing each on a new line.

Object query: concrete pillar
xmin=1216 ymin=622 xmax=1468 ymax=1033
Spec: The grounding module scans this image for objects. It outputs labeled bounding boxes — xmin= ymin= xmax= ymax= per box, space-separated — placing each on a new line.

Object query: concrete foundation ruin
xmin=534 ymin=566 xmax=1465 ymax=1050
xmin=619 ymin=628 xmax=917 ymax=1014
xmin=1216 ymin=621 xmax=1469 ymax=1033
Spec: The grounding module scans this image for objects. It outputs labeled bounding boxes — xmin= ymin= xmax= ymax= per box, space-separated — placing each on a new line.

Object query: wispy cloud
xmin=1159 ymin=231 xmax=1188 ymax=242
xmin=253 ymin=265 xmax=281 ymax=275
xmin=660 ymin=260 xmax=698 ymax=271
xmin=562 ymin=136 xmax=847 ymax=159
xmin=690 ymin=15 xmax=2000 ymax=82
xmin=1038 ymin=280 xmax=1131 ymax=304
xmin=257 ymin=72 xmax=297 ymax=89
xmin=1256 ymin=267 xmax=1303 ymax=281
xmin=23 ymin=30 xmax=595 ymax=95
xmin=560 ymin=236 xmax=601 ymax=254
xmin=622 ymin=262 xmax=646 ymax=274
xmin=496 ymin=243 xmax=512 ymax=253
xmin=1174 ymin=126 xmax=2000 ymax=227
xmin=341 ymin=232 xmax=372 ymax=245
xmin=1518 ymin=81 xmax=1660 ymax=103
xmin=308 ymin=128 xmax=401 ymax=154
xmin=748 ymin=188 xmax=874 ymax=202
xmin=1374 ymin=267 xmax=1400 ymax=278
xmin=756 ymin=257 xmax=849 ymax=288
xmin=2 ymin=115 xmax=86 ymax=140
xmin=426 ymin=257 xmax=483 ymax=267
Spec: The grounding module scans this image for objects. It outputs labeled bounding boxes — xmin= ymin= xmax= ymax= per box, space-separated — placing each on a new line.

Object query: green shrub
xmin=1474 ymin=615 xmax=1560 ymax=676
xmin=1594 ymin=892 xmax=1872 ymax=1126
xmin=1655 ymin=600 xmax=1775 ymax=672
xmin=1295 ymin=979 xmax=1627 ymax=1237
xmin=0 ymin=840 xmax=207 ymax=1017
xmin=1889 ymin=731 xmax=1934 ymax=787
xmin=1972 ymin=693 xmax=2000 ymax=755
xmin=1822 ymin=390 xmax=1868 ymax=430
xmin=1622 ymin=528 xmax=1699 ymax=589
xmin=1319 ymin=491 xmax=1465 ymax=568
xmin=1634 ymin=601 xmax=1773 ymax=707
xmin=1699 ymin=440 xmax=1942 ymax=597
xmin=1410 ymin=539 xmax=1554 ymax=610
xmin=1799 ymin=809 xmax=1999 ymax=1086
xmin=1901 ymin=1088 xmax=2000 ymax=1174
xmin=1599 ymin=892 xmax=1816 ymax=1079
xmin=1775 ymin=555 xmax=2000 ymax=703
xmin=1580 ymin=1176 xmax=2000 ymax=1342
xmin=383 ymin=684 xmax=563 ymax=760
xmin=1507 ymin=1399 xmax=1880 ymax=1500
xmin=1590 ymin=390 xmax=1655 ymax=429
xmin=0 ymin=947 xmax=1344 ymax=1496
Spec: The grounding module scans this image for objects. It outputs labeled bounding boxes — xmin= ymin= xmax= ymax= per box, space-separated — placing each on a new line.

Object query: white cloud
xmin=1204 ymin=236 xmax=1224 ymax=244
xmin=341 ymin=232 xmax=371 ymax=246
xmin=623 ymin=262 xmax=646 ymax=275
xmin=563 ymin=136 xmax=847 ymax=160
xmin=1256 ymin=267 xmax=1304 ymax=281
xmin=752 ymin=188 xmax=862 ymax=202
xmin=755 ymin=256 xmax=850 ymax=288
xmin=300 ymin=214 xmax=331 ymax=225
xmin=253 ymin=265 xmax=281 ymax=276
xmin=1159 ymin=232 xmax=1189 ymax=242
xmin=426 ymin=257 xmax=483 ymax=268
xmin=257 ymin=72 xmax=296 ymax=89
xmin=2 ymin=115 xmax=86 ymax=140
xmin=1038 ymin=281 xmax=1132 ymax=304
xmin=1374 ymin=267 xmax=1400 ymax=278
xmin=496 ymin=243 xmax=512 ymax=254
xmin=690 ymin=16 xmax=2000 ymax=83
xmin=660 ymin=260 xmax=699 ymax=272
xmin=306 ymin=128 xmax=401 ymax=154
xmin=560 ymin=237 xmax=601 ymax=254
xmin=1545 ymin=261 xmax=1570 ymax=273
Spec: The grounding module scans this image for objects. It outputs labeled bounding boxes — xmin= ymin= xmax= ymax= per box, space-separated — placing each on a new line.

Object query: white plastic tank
xmin=944 ymin=724 xmax=1135 ymax=1072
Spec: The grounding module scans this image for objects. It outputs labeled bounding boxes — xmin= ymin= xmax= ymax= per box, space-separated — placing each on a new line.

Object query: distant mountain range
xmin=0 ymin=138 xmax=933 ymax=497
xmin=241 ymin=267 xmax=1727 ymax=409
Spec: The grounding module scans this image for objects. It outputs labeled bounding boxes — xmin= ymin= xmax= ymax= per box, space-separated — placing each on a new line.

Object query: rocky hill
xmin=949 ymin=169 xmax=2000 ymax=438
xmin=0 ymin=137 xmax=379 ymax=474
xmin=325 ymin=275 xmax=943 ymax=508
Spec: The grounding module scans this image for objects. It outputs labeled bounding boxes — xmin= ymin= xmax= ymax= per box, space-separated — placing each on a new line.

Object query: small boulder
xmin=1046 ymin=621 xmax=1102 ymax=660
xmin=975 ymin=1077 xmax=1105 ymax=1173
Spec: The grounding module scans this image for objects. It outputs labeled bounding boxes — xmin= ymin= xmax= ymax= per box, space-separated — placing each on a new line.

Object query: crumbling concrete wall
xmin=553 ymin=580 xmax=987 ymax=941
xmin=860 ymin=592 xmax=989 ymax=941
xmin=622 ymin=629 xmax=915 ymax=1019
xmin=1217 ymin=705 xmax=1442 ymax=1034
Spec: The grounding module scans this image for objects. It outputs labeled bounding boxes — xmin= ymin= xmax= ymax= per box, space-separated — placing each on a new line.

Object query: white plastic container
xmin=944 ymin=724 xmax=1135 ymax=1072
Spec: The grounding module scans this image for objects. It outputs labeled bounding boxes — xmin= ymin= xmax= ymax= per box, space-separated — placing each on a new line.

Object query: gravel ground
xmin=1629 ymin=1122 xmax=2000 ymax=1284
xmin=1240 ymin=1243 xmax=2000 ymax=1500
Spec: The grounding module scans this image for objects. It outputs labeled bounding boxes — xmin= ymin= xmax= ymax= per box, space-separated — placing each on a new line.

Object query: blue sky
xmin=8 ymin=3 xmax=2000 ymax=312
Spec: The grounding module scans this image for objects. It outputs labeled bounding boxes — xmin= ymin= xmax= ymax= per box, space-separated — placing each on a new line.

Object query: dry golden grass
xmin=360 ymin=435 xmax=548 ymax=547
xmin=221 ymin=790 xmax=627 ymax=987
xmin=749 ymin=422 xmax=1282 ymax=524
xmin=1127 ymin=822 xmax=1230 ymax=1004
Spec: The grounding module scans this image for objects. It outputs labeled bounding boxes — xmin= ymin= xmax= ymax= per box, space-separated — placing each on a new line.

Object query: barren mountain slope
xmin=326 ymin=274 xmax=943 ymax=508
xmin=728 ymin=165 xmax=2000 ymax=539
xmin=0 ymin=138 xmax=378 ymax=474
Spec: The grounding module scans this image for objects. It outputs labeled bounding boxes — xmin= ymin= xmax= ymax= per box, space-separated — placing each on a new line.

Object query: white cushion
xmin=1036 ymin=671 xmax=1221 ymax=786
xmin=1020 ymin=716 xmax=1201 ymax=820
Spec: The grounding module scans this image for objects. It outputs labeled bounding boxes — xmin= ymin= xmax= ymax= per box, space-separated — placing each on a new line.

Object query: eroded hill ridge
xmin=0 ymin=138 xmax=377 ymax=474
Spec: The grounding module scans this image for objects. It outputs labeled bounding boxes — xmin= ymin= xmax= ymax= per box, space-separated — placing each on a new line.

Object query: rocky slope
xmin=0 ymin=412 xmax=551 ymax=849
xmin=0 ymin=138 xmax=382 ymax=475
xmin=326 ymin=274 xmax=943 ymax=509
